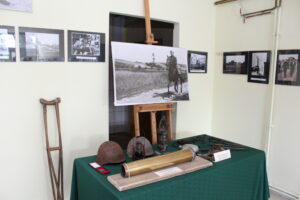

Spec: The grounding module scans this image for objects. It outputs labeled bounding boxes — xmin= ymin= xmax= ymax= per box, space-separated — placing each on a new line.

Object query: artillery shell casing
xmin=121 ymin=149 xmax=194 ymax=177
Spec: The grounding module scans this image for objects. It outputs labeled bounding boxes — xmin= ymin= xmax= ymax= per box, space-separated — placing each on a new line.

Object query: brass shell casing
xmin=121 ymin=149 xmax=195 ymax=177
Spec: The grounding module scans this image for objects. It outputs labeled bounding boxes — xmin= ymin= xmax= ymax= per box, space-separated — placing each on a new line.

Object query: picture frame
xmin=68 ymin=30 xmax=105 ymax=62
xmin=0 ymin=0 xmax=32 ymax=13
xmin=19 ymin=27 xmax=64 ymax=62
xmin=0 ymin=25 xmax=16 ymax=62
xmin=275 ymin=50 xmax=300 ymax=86
xmin=111 ymin=41 xmax=190 ymax=106
xmin=247 ymin=51 xmax=271 ymax=84
xmin=188 ymin=51 xmax=207 ymax=73
xmin=223 ymin=52 xmax=248 ymax=74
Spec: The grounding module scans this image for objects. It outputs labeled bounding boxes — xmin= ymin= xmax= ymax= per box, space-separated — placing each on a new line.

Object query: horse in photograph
xmin=166 ymin=51 xmax=183 ymax=95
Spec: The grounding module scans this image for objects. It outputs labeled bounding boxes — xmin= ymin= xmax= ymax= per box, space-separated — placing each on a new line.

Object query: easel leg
xmin=150 ymin=111 xmax=157 ymax=144
xmin=167 ymin=110 xmax=173 ymax=141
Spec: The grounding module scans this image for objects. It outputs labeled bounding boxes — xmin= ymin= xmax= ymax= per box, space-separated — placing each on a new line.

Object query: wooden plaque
xmin=107 ymin=156 xmax=212 ymax=191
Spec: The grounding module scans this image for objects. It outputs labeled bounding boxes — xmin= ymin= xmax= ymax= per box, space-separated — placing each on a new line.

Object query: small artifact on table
xmin=96 ymin=141 xmax=125 ymax=165
xmin=121 ymin=149 xmax=194 ymax=177
xmin=158 ymin=115 xmax=168 ymax=152
xmin=127 ymin=136 xmax=154 ymax=161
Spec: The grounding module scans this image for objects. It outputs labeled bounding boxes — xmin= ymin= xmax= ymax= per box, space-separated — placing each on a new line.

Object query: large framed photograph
xmin=223 ymin=52 xmax=248 ymax=74
xmin=111 ymin=42 xmax=190 ymax=106
xmin=275 ymin=50 xmax=300 ymax=86
xmin=19 ymin=27 xmax=64 ymax=62
xmin=0 ymin=25 xmax=16 ymax=62
xmin=188 ymin=51 xmax=207 ymax=73
xmin=248 ymin=51 xmax=271 ymax=84
xmin=68 ymin=30 xmax=105 ymax=62
xmin=0 ymin=0 xmax=32 ymax=12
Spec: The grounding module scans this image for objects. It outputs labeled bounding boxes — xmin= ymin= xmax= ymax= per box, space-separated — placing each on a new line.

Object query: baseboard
xmin=270 ymin=185 xmax=299 ymax=200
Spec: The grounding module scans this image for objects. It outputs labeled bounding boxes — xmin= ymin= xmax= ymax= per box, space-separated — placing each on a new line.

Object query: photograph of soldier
xmin=0 ymin=0 xmax=32 ymax=12
xmin=277 ymin=54 xmax=298 ymax=82
xmin=68 ymin=31 xmax=105 ymax=62
xmin=71 ymin=32 xmax=100 ymax=56
xmin=111 ymin=42 xmax=190 ymax=106
xmin=223 ymin=52 xmax=248 ymax=74
xmin=188 ymin=51 xmax=207 ymax=73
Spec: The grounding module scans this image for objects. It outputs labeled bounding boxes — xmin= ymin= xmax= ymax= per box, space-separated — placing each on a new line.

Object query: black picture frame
xmin=188 ymin=51 xmax=207 ymax=73
xmin=223 ymin=52 xmax=248 ymax=74
xmin=275 ymin=50 xmax=300 ymax=86
xmin=68 ymin=30 xmax=105 ymax=62
xmin=247 ymin=51 xmax=271 ymax=84
xmin=0 ymin=25 xmax=16 ymax=62
xmin=19 ymin=27 xmax=64 ymax=62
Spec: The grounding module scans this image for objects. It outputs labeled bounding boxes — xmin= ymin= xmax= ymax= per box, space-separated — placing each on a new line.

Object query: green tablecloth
xmin=70 ymin=135 xmax=269 ymax=200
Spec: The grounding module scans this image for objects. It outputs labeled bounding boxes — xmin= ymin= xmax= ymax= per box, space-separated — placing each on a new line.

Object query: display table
xmin=70 ymin=135 xmax=270 ymax=200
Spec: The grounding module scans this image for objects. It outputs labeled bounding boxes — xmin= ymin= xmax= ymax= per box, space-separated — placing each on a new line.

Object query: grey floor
xmin=270 ymin=190 xmax=296 ymax=200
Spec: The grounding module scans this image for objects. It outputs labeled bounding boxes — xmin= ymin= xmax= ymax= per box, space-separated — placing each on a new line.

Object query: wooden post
xmin=144 ymin=0 xmax=158 ymax=44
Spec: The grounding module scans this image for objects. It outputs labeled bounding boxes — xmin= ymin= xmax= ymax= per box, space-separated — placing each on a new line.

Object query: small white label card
xmin=89 ymin=162 xmax=101 ymax=168
xmin=213 ymin=150 xmax=231 ymax=162
xmin=155 ymin=167 xmax=183 ymax=177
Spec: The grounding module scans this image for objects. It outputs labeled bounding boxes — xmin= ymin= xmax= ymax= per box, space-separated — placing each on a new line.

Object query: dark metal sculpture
xmin=158 ymin=115 xmax=168 ymax=152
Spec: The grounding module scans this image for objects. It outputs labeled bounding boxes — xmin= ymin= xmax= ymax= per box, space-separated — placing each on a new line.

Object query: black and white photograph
xmin=68 ymin=30 xmax=105 ymax=62
xmin=188 ymin=51 xmax=207 ymax=73
xmin=248 ymin=51 xmax=271 ymax=84
xmin=19 ymin=27 xmax=64 ymax=62
xmin=0 ymin=25 xmax=16 ymax=62
xmin=111 ymin=42 xmax=190 ymax=106
xmin=0 ymin=0 xmax=32 ymax=12
xmin=275 ymin=50 xmax=300 ymax=86
xmin=223 ymin=52 xmax=248 ymax=74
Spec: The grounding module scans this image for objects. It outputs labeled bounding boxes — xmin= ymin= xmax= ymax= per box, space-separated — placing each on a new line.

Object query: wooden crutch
xmin=40 ymin=98 xmax=64 ymax=200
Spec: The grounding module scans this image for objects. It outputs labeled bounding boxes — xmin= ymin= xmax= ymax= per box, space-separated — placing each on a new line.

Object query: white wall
xmin=0 ymin=0 xmax=216 ymax=199
xmin=213 ymin=0 xmax=300 ymax=196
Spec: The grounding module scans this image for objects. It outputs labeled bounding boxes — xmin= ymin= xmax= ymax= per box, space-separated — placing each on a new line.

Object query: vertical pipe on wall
xmin=265 ymin=0 xmax=282 ymax=175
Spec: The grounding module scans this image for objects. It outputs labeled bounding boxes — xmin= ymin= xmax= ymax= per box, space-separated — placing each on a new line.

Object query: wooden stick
xmin=150 ymin=111 xmax=158 ymax=144
xmin=144 ymin=0 xmax=158 ymax=44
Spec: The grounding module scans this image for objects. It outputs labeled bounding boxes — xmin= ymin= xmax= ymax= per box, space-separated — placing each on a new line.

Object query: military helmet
xmin=127 ymin=136 xmax=154 ymax=160
xmin=96 ymin=141 xmax=125 ymax=165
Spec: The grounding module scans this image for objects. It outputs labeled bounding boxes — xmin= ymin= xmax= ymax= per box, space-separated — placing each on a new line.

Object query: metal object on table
xmin=157 ymin=115 xmax=168 ymax=152
xmin=127 ymin=136 xmax=154 ymax=161
xmin=96 ymin=141 xmax=125 ymax=165
xmin=40 ymin=98 xmax=64 ymax=200
xmin=121 ymin=149 xmax=195 ymax=177
xmin=180 ymin=144 xmax=199 ymax=153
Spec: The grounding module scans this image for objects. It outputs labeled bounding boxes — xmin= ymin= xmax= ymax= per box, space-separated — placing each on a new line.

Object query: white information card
xmin=214 ymin=150 xmax=231 ymax=162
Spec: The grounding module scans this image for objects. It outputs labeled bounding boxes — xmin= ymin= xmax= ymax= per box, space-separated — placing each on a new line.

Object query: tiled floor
xmin=270 ymin=190 xmax=296 ymax=200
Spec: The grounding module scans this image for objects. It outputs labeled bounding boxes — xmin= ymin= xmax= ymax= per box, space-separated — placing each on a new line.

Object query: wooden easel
xmin=40 ymin=98 xmax=64 ymax=200
xmin=132 ymin=0 xmax=174 ymax=144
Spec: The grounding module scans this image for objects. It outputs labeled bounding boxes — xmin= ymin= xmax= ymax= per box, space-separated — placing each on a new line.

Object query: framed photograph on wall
xmin=111 ymin=41 xmax=190 ymax=106
xmin=0 ymin=0 xmax=32 ymax=13
xmin=0 ymin=25 xmax=16 ymax=62
xmin=247 ymin=51 xmax=271 ymax=84
xmin=275 ymin=50 xmax=300 ymax=86
xmin=223 ymin=52 xmax=248 ymax=74
xmin=19 ymin=27 xmax=64 ymax=62
xmin=68 ymin=30 xmax=105 ymax=62
xmin=188 ymin=51 xmax=207 ymax=73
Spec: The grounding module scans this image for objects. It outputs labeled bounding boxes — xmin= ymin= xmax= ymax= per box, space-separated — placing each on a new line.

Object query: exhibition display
xmin=70 ymin=135 xmax=270 ymax=200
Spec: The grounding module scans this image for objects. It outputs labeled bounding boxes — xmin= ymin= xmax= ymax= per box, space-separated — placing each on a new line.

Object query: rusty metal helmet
xmin=127 ymin=136 xmax=154 ymax=160
xmin=96 ymin=141 xmax=125 ymax=165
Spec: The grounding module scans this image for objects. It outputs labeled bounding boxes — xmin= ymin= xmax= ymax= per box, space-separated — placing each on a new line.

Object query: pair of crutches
xmin=40 ymin=98 xmax=64 ymax=200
